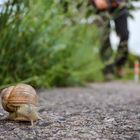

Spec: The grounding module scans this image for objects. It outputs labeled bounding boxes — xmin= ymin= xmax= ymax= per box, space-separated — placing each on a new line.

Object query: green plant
xmin=1 ymin=0 xmax=138 ymax=88
xmin=0 ymin=0 xmax=102 ymax=88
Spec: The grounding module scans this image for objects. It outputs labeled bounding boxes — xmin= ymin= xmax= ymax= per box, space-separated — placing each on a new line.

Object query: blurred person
xmin=89 ymin=0 xmax=129 ymax=80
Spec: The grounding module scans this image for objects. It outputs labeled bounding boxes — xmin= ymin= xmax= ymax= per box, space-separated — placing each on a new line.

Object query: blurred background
xmin=111 ymin=1 xmax=140 ymax=55
xmin=129 ymin=2 xmax=140 ymax=55
xmin=0 ymin=0 xmax=139 ymax=88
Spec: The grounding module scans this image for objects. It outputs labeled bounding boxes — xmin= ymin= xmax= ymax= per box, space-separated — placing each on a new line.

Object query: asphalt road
xmin=0 ymin=81 xmax=140 ymax=140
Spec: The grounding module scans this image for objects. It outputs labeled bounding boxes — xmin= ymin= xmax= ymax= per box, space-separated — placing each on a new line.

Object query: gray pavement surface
xmin=0 ymin=81 xmax=140 ymax=140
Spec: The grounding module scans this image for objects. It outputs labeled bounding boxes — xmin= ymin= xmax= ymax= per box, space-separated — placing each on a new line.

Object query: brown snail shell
xmin=1 ymin=84 xmax=40 ymax=126
xmin=1 ymin=84 xmax=37 ymax=112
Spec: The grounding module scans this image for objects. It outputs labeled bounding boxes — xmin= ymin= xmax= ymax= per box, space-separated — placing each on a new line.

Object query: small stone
xmin=57 ymin=116 xmax=66 ymax=122
xmin=104 ymin=118 xmax=115 ymax=123
xmin=0 ymin=113 xmax=4 ymax=116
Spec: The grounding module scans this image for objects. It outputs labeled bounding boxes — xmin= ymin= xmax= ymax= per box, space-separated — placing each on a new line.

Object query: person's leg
xmin=99 ymin=14 xmax=113 ymax=64
xmin=101 ymin=8 xmax=129 ymax=80
xmin=99 ymin=13 xmax=115 ymax=80
xmin=114 ymin=9 xmax=129 ymax=76
xmin=98 ymin=14 xmax=115 ymax=80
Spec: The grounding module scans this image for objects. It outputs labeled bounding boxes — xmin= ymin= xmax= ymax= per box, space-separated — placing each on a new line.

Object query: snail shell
xmin=1 ymin=84 xmax=40 ymax=125
xmin=1 ymin=84 xmax=37 ymax=112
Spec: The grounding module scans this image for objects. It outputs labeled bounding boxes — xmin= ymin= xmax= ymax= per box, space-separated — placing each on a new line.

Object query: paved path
xmin=0 ymin=81 xmax=140 ymax=140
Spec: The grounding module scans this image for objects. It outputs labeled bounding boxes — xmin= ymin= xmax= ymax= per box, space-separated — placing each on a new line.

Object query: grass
xmin=0 ymin=0 xmax=104 ymax=88
xmin=0 ymin=0 xmax=138 ymax=88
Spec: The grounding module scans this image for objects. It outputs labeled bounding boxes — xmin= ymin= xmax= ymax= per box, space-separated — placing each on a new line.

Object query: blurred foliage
xmin=0 ymin=0 xmax=103 ymax=88
xmin=0 ymin=0 xmax=139 ymax=88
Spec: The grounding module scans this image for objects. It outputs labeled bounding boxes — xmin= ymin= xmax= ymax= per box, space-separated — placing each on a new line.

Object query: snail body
xmin=1 ymin=84 xmax=40 ymax=126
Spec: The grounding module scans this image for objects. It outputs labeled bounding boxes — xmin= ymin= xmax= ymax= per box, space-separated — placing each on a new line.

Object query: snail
xmin=0 ymin=83 xmax=40 ymax=126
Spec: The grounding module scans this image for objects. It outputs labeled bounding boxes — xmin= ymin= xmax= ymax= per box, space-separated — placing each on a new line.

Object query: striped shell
xmin=1 ymin=84 xmax=37 ymax=112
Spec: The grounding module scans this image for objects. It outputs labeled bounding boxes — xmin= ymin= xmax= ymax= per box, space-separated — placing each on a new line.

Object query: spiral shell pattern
xmin=1 ymin=84 xmax=37 ymax=112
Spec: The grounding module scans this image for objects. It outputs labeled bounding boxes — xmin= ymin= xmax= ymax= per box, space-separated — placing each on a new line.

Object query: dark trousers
xmin=99 ymin=8 xmax=129 ymax=69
